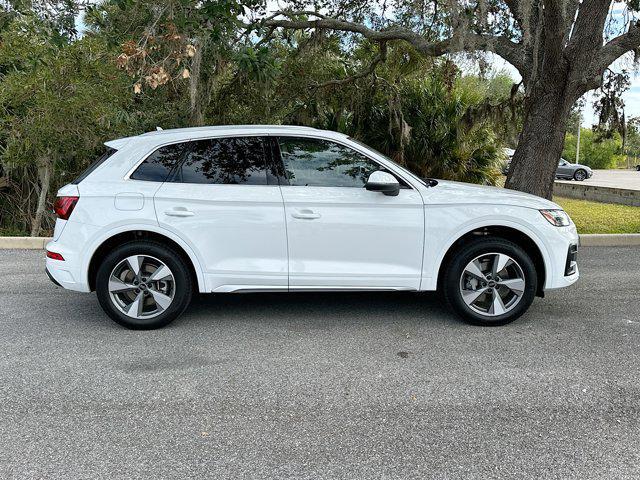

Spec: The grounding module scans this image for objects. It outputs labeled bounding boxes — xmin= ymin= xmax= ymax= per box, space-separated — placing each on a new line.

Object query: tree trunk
xmin=189 ymin=37 xmax=206 ymax=126
xmin=30 ymin=160 xmax=52 ymax=237
xmin=505 ymin=87 xmax=573 ymax=199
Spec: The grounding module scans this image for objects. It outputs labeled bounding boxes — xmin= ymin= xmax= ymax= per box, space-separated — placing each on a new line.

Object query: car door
xmin=152 ymin=136 xmax=288 ymax=292
xmin=274 ymin=136 xmax=425 ymax=290
xmin=557 ymin=159 xmax=571 ymax=178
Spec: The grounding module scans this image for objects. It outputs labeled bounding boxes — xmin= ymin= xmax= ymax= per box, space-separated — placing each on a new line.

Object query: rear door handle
xmin=291 ymin=209 xmax=321 ymax=220
xmin=165 ymin=207 xmax=195 ymax=217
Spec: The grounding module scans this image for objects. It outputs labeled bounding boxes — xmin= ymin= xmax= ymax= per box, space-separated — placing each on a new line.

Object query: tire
xmin=96 ymin=240 xmax=193 ymax=329
xmin=573 ymin=169 xmax=587 ymax=181
xmin=442 ymin=237 xmax=537 ymax=326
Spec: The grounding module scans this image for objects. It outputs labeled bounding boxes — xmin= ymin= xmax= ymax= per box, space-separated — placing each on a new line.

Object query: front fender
xmin=421 ymin=205 xmax=554 ymax=291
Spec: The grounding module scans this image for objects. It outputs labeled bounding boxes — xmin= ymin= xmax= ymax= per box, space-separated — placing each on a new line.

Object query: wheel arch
xmin=86 ymin=229 xmax=205 ymax=292
xmin=435 ymin=225 xmax=548 ymax=297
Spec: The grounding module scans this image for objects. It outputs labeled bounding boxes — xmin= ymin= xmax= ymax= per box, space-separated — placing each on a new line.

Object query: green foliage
xmin=0 ymin=2 xmax=516 ymax=234
xmin=563 ymin=129 xmax=623 ymax=169
xmin=0 ymin=12 xmax=187 ymax=233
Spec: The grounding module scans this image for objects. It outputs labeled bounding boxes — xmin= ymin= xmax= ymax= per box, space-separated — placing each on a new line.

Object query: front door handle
xmin=291 ymin=209 xmax=321 ymax=220
xmin=165 ymin=207 xmax=195 ymax=217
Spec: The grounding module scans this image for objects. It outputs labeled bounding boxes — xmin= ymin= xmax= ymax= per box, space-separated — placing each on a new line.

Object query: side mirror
xmin=366 ymin=171 xmax=400 ymax=196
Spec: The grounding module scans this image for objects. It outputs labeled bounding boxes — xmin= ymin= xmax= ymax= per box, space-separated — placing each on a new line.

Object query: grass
xmin=554 ymin=196 xmax=640 ymax=234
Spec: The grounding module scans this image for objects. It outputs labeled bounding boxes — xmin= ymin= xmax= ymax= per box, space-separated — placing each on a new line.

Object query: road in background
xmin=1 ymin=248 xmax=639 ymax=479
xmin=557 ymin=169 xmax=640 ymax=190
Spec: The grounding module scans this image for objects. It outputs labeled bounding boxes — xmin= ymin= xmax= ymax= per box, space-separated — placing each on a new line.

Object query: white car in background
xmin=46 ymin=126 xmax=579 ymax=329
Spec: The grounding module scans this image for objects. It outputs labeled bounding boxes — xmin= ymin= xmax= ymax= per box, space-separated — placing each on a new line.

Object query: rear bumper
xmin=45 ymin=254 xmax=89 ymax=292
xmin=45 ymin=221 xmax=98 ymax=293
xmin=45 ymin=268 xmax=62 ymax=287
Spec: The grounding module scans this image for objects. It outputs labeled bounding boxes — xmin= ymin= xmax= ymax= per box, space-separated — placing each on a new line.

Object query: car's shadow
xmin=181 ymin=290 xmax=456 ymax=328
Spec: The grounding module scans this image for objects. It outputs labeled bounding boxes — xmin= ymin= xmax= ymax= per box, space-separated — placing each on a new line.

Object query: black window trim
xmin=126 ymin=134 xmax=275 ymax=186
xmin=72 ymin=146 xmax=117 ymax=185
xmin=271 ymin=134 xmax=415 ymax=190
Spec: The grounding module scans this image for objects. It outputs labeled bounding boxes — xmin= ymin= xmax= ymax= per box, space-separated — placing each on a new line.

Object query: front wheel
xmin=442 ymin=237 xmax=537 ymax=326
xmin=96 ymin=241 xmax=193 ymax=329
xmin=573 ymin=169 xmax=587 ymax=181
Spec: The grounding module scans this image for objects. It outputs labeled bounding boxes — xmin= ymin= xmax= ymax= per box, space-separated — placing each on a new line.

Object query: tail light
xmin=53 ymin=196 xmax=79 ymax=220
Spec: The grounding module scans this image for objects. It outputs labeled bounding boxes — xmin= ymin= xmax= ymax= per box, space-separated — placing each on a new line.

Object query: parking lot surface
xmin=1 ymin=247 xmax=639 ymax=479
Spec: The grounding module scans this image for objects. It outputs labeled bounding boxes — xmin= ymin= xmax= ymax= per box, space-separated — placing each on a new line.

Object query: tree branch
xmin=313 ymin=42 xmax=388 ymax=88
xmin=503 ymin=0 xmax=523 ymax=28
xmin=262 ymin=13 xmax=527 ymax=77
xmin=594 ymin=21 xmax=640 ymax=75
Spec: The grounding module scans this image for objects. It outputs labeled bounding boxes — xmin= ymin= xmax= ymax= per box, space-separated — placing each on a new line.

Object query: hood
xmin=575 ymin=163 xmax=592 ymax=171
xmin=422 ymin=180 xmax=560 ymax=210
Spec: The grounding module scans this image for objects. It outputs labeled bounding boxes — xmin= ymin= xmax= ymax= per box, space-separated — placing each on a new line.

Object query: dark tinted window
xmin=278 ymin=137 xmax=380 ymax=187
xmin=173 ymin=137 xmax=268 ymax=185
xmin=72 ymin=147 xmax=117 ymax=184
xmin=131 ymin=142 xmax=187 ymax=182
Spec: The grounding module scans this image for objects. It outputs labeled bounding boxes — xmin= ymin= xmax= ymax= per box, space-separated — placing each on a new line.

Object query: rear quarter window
xmin=130 ymin=142 xmax=189 ymax=182
xmin=72 ymin=147 xmax=117 ymax=184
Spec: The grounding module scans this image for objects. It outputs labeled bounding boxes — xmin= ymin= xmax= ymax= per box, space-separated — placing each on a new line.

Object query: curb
xmin=0 ymin=234 xmax=639 ymax=249
xmin=579 ymin=233 xmax=640 ymax=247
xmin=0 ymin=237 xmax=52 ymax=249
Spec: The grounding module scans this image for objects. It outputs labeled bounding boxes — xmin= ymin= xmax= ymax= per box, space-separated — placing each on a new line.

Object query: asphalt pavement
xmin=1 ymin=247 xmax=639 ymax=479
xmin=556 ymin=169 xmax=640 ymax=190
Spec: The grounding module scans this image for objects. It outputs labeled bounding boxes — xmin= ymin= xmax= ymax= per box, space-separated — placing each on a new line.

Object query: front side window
xmin=172 ymin=137 xmax=268 ymax=185
xmin=277 ymin=137 xmax=381 ymax=188
xmin=131 ymin=142 xmax=188 ymax=182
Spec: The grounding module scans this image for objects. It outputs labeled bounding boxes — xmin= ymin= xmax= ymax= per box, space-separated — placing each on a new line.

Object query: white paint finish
xmin=280 ymin=186 xmax=424 ymax=289
xmin=153 ymin=183 xmax=288 ymax=290
xmin=421 ymin=179 xmax=561 ymax=210
xmin=44 ymin=125 xmax=581 ymax=301
xmin=114 ymin=192 xmax=144 ymax=211
xmin=74 ymin=180 xmax=161 ymax=227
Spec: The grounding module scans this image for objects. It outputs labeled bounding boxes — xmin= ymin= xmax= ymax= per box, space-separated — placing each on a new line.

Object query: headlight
xmin=540 ymin=209 xmax=571 ymax=227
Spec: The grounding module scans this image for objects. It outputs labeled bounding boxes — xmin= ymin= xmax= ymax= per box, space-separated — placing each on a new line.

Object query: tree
xmin=0 ymin=15 xmax=135 ymax=235
xmin=563 ymin=128 xmax=623 ymax=169
xmin=258 ymin=1 xmax=640 ymax=198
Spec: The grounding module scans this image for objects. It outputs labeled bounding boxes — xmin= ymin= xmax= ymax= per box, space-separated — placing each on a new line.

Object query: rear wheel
xmin=442 ymin=237 xmax=537 ymax=326
xmin=96 ymin=241 xmax=193 ymax=329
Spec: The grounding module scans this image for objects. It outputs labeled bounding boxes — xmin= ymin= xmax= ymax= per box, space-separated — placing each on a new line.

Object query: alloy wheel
xmin=459 ymin=252 xmax=526 ymax=317
xmin=108 ymin=255 xmax=175 ymax=319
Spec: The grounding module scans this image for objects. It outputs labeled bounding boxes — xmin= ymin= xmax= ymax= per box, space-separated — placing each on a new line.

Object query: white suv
xmin=46 ymin=125 xmax=579 ymax=329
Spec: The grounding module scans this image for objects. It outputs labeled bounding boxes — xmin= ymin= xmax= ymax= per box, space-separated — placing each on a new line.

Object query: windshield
xmin=347 ymin=137 xmax=428 ymax=187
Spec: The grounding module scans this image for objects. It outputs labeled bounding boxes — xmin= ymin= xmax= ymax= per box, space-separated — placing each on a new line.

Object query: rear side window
xmin=131 ymin=142 xmax=188 ymax=182
xmin=72 ymin=147 xmax=117 ymax=184
xmin=171 ymin=137 xmax=268 ymax=185
xmin=277 ymin=137 xmax=380 ymax=187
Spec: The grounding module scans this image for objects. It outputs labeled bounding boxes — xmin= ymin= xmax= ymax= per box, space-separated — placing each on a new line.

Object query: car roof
xmin=105 ymin=125 xmax=349 ymax=149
